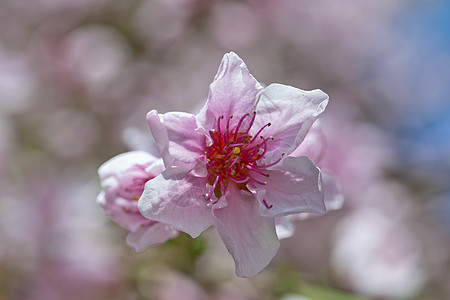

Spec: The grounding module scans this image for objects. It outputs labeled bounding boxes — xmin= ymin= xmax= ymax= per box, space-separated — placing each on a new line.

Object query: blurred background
xmin=1 ymin=0 xmax=449 ymax=299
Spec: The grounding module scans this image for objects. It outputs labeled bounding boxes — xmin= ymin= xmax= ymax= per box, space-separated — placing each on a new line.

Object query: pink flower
xmin=97 ymin=151 xmax=179 ymax=252
xmin=139 ymin=52 xmax=329 ymax=277
xmin=331 ymin=207 xmax=426 ymax=298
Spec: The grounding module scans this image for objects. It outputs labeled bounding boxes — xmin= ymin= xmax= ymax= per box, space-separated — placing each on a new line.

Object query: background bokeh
xmin=1 ymin=0 xmax=449 ymax=299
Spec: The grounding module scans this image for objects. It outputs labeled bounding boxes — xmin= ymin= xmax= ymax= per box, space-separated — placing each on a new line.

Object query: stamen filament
xmin=245 ymin=164 xmax=270 ymax=177
xmin=262 ymin=199 xmax=273 ymax=209
xmin=252 ymin=154 xmax=285 ymax=168
xmin=225 ymin=115 xmax=233 ymax=141
xmin=244 ymin=111 xmax=257 ymax=134
xmin=248 ymin=176 xmax=267 ymax=185
xmin=209 ymin=130 xmax=221 ymax=145
xmin=205 ymin=175 xmax=220 ymax=202
xmin=233 ymin=113 xmax=249 ymax=141
xmin=217 ymin=115 xmax=224 ymax=138
xmin=230 ymin=176 xmax=249 ymax=184
xmin=250 ymin=123 xmax=271 ymax=144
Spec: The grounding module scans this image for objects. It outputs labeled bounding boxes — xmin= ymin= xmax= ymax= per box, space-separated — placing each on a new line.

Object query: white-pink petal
xmin=147 ymin=110 xmax=205 ymax=171
xmin=196 ymin=52 xmax=263 ymax=132
xmin=253 ymin=83 xmax=329 ymax=164
xmin=289 ymin=121 xmax=326 ymax=163
xmin=98 ymin=189 xmax=149 ymax=231
xmin=322 ymin=170 xmax=344 ymax=211
xmin=126 ymin=223 xmax=179 ymax=252
xmin=212 ymin=185 xmax=279 ymax=278
xmin=275 ymin=216 xmax=296 ymax=240
xmin=138 ymin=169 xmax=213 ymax=238
xmin=98 ymin=150 xmax=158 ymax=180
xmin=251 ymin=156 xmax=325 ymax=218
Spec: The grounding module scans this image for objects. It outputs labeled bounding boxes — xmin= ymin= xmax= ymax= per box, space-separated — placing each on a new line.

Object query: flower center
xmin=203 ymin=112 xmax=283 ymax=204
xmin=120 ymin=165 xmax=153 ymax=201
xmin=118 ymin=165 xmax=155 ymax=220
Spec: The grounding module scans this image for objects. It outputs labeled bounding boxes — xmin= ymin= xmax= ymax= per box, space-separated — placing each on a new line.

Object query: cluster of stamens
xmin=203 ymin=111 xmax=284 ymax=207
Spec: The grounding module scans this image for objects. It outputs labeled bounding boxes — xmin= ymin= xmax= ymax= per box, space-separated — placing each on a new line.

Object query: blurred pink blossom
xmin=132 ymin=0 xmax=190 ymax=49
xmin=209 ymin=1 xmax=263 ymax=49
xmin=332 ymin=206 xmax=426 ymax=298
xmin=40 ymin=109 xmax=100 ymax=159
xmin=0 ymin=174 xmax=119 ymax=300
xmin=98 ymin=151 xmax=179 ymax=252
xmin=139 ymin=52 xmax=328 ymax=277
xmin=0 ymin=46 xmax=36 ymax=113
xmin=156 ymin=271 xmax=208 ymax=300
xmin=308 ymin=109 xmax=393 ymax=204
xmin=35 ymin=25 xmax=131 ymax=95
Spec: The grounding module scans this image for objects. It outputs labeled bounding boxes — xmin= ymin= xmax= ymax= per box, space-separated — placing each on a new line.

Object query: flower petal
xmin=97 ymin=151 xmax=162 ymax=232
xmin=97 ymin=189 xmax=149 ymax=231
xmin=321 ymin=170 xmax=344 ymax=211
xmin=275 ymin=216 xmax=296 ymax=240
xmin=253 ymin=83 xmax=329 ymax=164
xmin=147 ymin=110 xmax=205 ymax=171
xmin=196 ymin=52 xmax=263 ymax=131
xmin=212 ymin=185 xmax=279 ymax=277
xmin=278 ymin=171 xmax=344 ymax=221
xmin=289 ymin=121 xmax=326 ymax=163
xmin=250 ymin=156 xmax=325 ymax=218
xmin=98 ymin=151 xmax=159 ymax=180
xmin=126 ymin=223 xmax=179 ymax=252
xmin=138 ymin=168 xmax=213 ymax=238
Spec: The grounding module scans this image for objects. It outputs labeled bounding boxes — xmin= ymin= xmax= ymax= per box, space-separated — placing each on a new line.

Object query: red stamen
xmin=252 ymin=153 xmax=285 ymax=168
xmin=225 ymin=115 xmax=233 ymax=141
xmin=248 ymin=176 xmax=267 ymax=186
xmin=230 ymin=176 xmax=249 ymax=184
xmin=205 ymin=175 xmax=220 ymax=203
xmin=244 ymin=111 xmax=257 ymax=134
xmin=217 ymin=115 xmax=224 ymax=138
xmin=250 ymin=123 xmax=271 ymax=144
xmin=245 ymin=164 xmax=269 ymax=177
xmin=233 ymin=113 xmax=249 ymax=141
xmin=262 ymin=199 xmax=273 ymax=209
xmin=205 ymin=112 xmax=281 ymax=202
